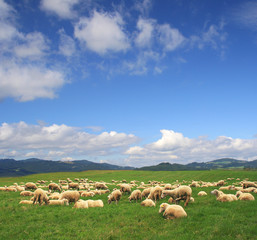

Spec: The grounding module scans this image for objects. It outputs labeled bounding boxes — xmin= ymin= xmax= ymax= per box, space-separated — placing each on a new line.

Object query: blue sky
xmin=1 ymin=0 xmax=257 ymax=167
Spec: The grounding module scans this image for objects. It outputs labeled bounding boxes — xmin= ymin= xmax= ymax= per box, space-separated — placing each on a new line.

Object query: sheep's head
xmin=211 ymin=189 xmax=219 ymax=197
xmin=159 ymin=203 xmax=169 ymax=213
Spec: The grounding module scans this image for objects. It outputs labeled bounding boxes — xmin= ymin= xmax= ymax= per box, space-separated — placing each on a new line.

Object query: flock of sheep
xmin=1 ymin=177 xmax=256 ymax=220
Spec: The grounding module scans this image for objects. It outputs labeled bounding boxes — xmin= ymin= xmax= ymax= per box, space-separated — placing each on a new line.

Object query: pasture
xmin=0 ymin=170 xmax=256 ymax=240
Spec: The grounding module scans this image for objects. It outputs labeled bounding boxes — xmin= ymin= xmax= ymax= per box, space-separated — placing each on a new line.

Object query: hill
xmin=0 ymin=158 xmax=134 ymax=177
xmin=137 ymin=158 xmax=257 ymax=171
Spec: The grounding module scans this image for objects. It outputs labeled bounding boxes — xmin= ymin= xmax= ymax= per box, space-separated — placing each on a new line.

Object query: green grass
xmin=0 ymin=170 xmax=257 ymax=240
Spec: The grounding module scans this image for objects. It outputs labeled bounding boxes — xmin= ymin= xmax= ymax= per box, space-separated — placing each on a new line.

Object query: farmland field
xmin=0 ymin=170 xmax=256 ymax=240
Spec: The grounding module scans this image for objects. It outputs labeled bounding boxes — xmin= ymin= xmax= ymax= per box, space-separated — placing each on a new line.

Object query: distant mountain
xmin=0 ymin=158 xmax=134 ymax=177
xmin=137 ymin=158 xmax=257 ymax=171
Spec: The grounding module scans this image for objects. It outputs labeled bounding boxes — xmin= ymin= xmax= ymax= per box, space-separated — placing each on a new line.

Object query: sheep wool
xmin=159 ymin=203 xmax=187 ymax=220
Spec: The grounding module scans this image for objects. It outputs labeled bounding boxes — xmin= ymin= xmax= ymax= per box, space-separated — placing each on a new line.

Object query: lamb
xmin=25 ymin=182 xmax=38 ymax=190
xmin=68 ymin=182 xmax=80 ymax=190
xmin=73 ymin=200 xmax=89 ymax=209
xmin=59 ymin=191 xmax=80 ymax=204
xmin=161 ymin=186 xmax=192 ymax=207
xmin=198 ymin=191 xmax=207 ymax=196
xmin=128 ymin=190 xmax=142 ymax=203
xmin=48 ymin=183 xmax=62 ymax=192
xmin=108 ymin=190 xmax=122 ymax=204
xmin=211 ymin=189 xmax=237 ymax=202
xmin=33 ymin=188 xmax=49 ymax=205
xmin=142 ymin=188 xmax=152 ymax=198
xmin=236 ymin=191 xmax=255 ymax=201
xmin=147 ymin=186 xmax=162 ymax=202
xmin=85 ymin=200 xmax=104 ymax=208
xmin=49 ymin=199 xmax=69 ymax=205
xmin=119 ymin=184 xmax=131 ymax=194
xmin=20 ymin=191 xmax=34 ymax=196
xmin=95 ymin=182 xmax=108 ymax=190
xmin=159 ymin=203 xmax=187 ymax=220
xmin=141 ymin=199 xmax=156 ymax=207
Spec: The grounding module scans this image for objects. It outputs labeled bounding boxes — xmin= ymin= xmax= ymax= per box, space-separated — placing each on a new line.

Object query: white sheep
xmin=25 ymin=182 xmax=38 ymax=190
xmin=141 ymin=199 xmax=156 ymax=207
xmin=20 ymin=191 xmax=34 ymax=196
xmin=49 ymin=199 xmax=69 ymax=205
xmin=236 ymin=191 xmax=255 ymax=201
xmin=159 ymin=203 xmax=187 ymax=220
xmin=59 ymin=191 xmax=80 ymax=204
xmin=19 ymin=200 xmax=34 ymax=204
xmin=211 ymin=189 xmax=237 ymax=202
xmin=128 ymin=190 xmax=142 ymax=203
xmin=147 ymin=186 xmax=162 ymax=202
xmin=142 ymin=188 xmax=152 ymax=198
xmin=73 ymin=200 xmax=89 ymax=209
xmin=85 ymin=200 xmax=104 ymax=208
xmin=108 ymin=190 xmax=122 ymax=204
xmin=33 ymin=188 xmax=49 ymax=205
xmin=198 ymin=191 xmax=207 ymax=196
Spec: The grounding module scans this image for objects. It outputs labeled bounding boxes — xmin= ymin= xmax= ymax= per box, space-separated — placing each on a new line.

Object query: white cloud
xmin=58 ymin=29 xmax=76 ymax=57
xmin=0 ymin=122 xmax=139 ymax=160
xmin=0 ymin=63 xmax=66 ymax=101
xmin=74 ymin=11 xmax=130 ymax=54
xmin=158 ymin=24 xmax=186 ymax=51
xmin=14 ymin=32 xmax=49 ymax=58
xmin=135 ymin=18 xmax=155 ymax=48
xmin=40 ymin=0 xmax=79 ymax=19
xmin=125 ymin=129 xmax=257 ymax=166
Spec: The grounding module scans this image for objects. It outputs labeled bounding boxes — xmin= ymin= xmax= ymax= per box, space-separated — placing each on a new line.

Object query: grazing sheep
xmin=148 ymin=186 xmax=162 ymax=202
xmin=211 ymin=189 xmax=237 ymax=202
xmin=95 ymin=182 xmax=108 ymax=190
xmin=80 ymin=191 xmax=95 ymax=197
xmin=141 ymin=199 xmax=156 ymax=207
xmin=86 ymin=200 xmax=104 ymax=208
xmin=19 ymin=200 xmax=34 ymax=204
xmin=49 ymin=199 xmax=69 ymax=205
xmin=119 ymin=184 xmax=131 ymax=194
xmin=236 ymin=191 xmax=255 ymax=201
xmin=216 ymin=180 xmax=225 ymax=187
xmin=20 ymin=191 xmax=34 ymax=196
xmin=25 ymin=182 xmax=38 ymax=190
xmin=73 ymin=200 xmax=89 ymax=209
xmin=108 ymin=190 xmax=122 ymax=204
xmin=48 ymin=183 xmax=62 ymax=192
xmin=68 ymin=182 xmax=80 ymax=190
xmin=198 ymin=191 xmax=207 ymax=196
xmin=59 ymin=191 xmax=80 ymax=204
xmin=142 ymin=188 xmax=152 ymax=198
xmin=33 ymin=188 xmax=49 ymax=205
xmin=128 ymin=190 xmax=142 ymax=203
xmin=243 ymin=181 xmax=257 ymax=189
xmin=161 ymin=186 xmax=192 ymax=207
xmin=159 ymin=203 xmax=187 ymax=220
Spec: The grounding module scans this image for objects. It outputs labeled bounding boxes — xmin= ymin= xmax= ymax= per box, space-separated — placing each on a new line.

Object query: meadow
xmin=0 ymin=170 xmax=256 ymax=240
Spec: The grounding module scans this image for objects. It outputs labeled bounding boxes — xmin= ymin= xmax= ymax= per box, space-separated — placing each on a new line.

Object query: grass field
xmin=0 ymin=170 xmax=256 ymax=240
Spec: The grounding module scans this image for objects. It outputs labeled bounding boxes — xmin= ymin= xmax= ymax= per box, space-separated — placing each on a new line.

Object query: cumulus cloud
xmin=125 ymin=129 xmax=257 ymax=166
xmin=0 ymin=63 xmax=66 ymax=101
xmin=135 ymin=18 xmax=155 ymax=48
xmin=40 ymin=0 xmax=79 ymax=19
xmin=0 ymin=122 xmax=139 ymax=160
xmin=74 ymin=11 xmax=130 ymax=54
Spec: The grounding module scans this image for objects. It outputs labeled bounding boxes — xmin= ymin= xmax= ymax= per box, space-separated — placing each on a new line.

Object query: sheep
xmin=159 ymin=203 xmax=187 ymax=220
xmin=243 ymin=181 xmax=257 ymax=189
xmin=48 ymin=183 xmax=62 ymax=192
xmin=236 ymin=191 xmax=255 ymax=201
xmin=198 ymin=191 xmax=207 ymax=196
xmin=20 ymin=191 xmax=34 ymax=196
xmin=33 ymin=188 xmax=49 ymax=205
xmin=5 ymin=187 xmax=17 ymax=192
xmin=19 ymin=200 xmax=34 ymax=204
xmin=164 ymin=184 xmax=172 ymax=190
xmin=141 ymin=199 xmax=156 ymax=207
xmin=73 ymin=200 xmax=89 ymax=209
xmin=59 ymin=191 xmax=80 ymax=204
xmin=216 ymin=180 xmax=225 ymax=186
xmin=95 ymin=182 xmax=108 ymax=190
xmin=148 ymin=186 xmax=162 ymax=202
xmin=128 ymin=190 xmax=142 ymax=203
xmin=142 ymin=188 xmax=152 ymax=198
xmin=49 ymin=199 xmax=69 ymax=205
xmin=49 ymin=192 xmax=61 ymax=200
xmin=16 ymin=186 xmax=25 ymax=191
xmin=190 ymin=181 xmax=200 ymax=188
xmin=0 ymin=187 xmax=6 ymax=191
xmin=85 ymin=200 xmax=104 ymax=208
xmin=80 ymin=191 xmax=95 ymax=197
xmin=108 ymin=190 xmax=122 ymax=204
xmin=119 ymin=184 xmax=131 ymax=194
xmin=219 ymin=185 xmax=232 ymax=191
xmin=25 ymin=182 xmax=38 ymax=190
xmin=211 ymin=189 xmax=237 ymax=202
xmin=240 ymin=187 xmax=256 ymax=193
xmin=68 ymin=182 xmax=80 ymax=190
xmin=161 ymin=186 xmax=192 ymax=207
